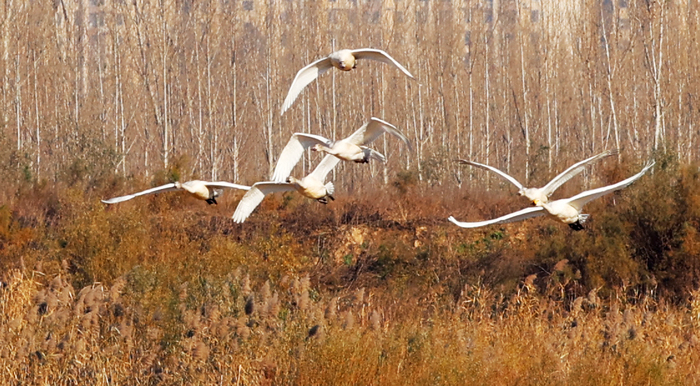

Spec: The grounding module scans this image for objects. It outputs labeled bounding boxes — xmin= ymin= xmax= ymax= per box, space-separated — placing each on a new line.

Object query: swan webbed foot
xmin=316 ymin=195 xmax=335 ymax=205
xmin=568 ymin=221 xmax=585 ymax=231
xmin=206 ymin=198 xmax=218 ymax=205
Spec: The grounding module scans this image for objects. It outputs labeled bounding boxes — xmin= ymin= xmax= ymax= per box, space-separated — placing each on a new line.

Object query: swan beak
xmin=533 ymin=199 xmax=541 ymax=206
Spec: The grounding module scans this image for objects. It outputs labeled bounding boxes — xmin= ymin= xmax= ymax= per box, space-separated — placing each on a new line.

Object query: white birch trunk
xmin=601 ymin=7 xmax=621 ymax=158
xmin=519 ymin=34 xmax=530 ymax=182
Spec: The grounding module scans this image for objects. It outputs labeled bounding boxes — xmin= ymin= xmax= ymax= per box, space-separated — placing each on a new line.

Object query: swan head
xmin=311 ymin=144 xmax=322 ymax=152
xmin=286 ymin=176 xmax=299 ymax=184
xmin=331 ymin=50 xmax=357 ymax=71
xmin=338 ymin=57 xmax=355 ymax=70
xmin=338 ymin=54 xmax=356 ymax=71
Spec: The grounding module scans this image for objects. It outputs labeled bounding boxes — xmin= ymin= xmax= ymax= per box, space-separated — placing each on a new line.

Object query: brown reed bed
xmin=2 ymin=266 xmax=699 ymax=385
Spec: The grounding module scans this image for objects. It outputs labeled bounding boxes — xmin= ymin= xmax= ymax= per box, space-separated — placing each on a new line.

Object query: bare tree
xmin=638 ymin=0 xmax=667 ymax=151
xmin=3 ymin=0 xmax=697 ymax=194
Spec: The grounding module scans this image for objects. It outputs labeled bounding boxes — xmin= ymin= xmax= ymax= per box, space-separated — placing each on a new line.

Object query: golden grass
xmin=1 ymin=157 xmax=699 ymax=384
xmin=2 ymin=266 xmax=699 ymax=385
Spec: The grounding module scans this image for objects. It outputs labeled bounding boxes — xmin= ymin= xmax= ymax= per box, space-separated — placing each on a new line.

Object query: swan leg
xmin=568 ymin=221 xmax=585 ymax=231
xmin=206 ymin=198 xmax=218 ymax=205
xmin=316 ymin=195 xmax=335 ymax=205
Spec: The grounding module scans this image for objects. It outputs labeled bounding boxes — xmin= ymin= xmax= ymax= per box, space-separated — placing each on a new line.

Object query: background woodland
xmin=1 ymin=0 xmax=696 ymax=188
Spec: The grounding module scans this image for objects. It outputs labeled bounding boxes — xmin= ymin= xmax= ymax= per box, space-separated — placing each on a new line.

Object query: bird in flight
xmin=271 ymin=117 xmax=411 ymax=183
xmin=459 ymin=149 xmax=619 ymax=204
xmin=102 ymin=180 xmax=250 ymax=205
xmin=449 ymin=161 xmax=654 ymax=231
xmin=281 ymin=48 xmax=414 ymax=115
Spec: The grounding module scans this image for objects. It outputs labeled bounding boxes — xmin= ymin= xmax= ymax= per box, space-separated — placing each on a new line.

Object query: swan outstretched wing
xmin=308 ymin=154 xmax=341 ymax=183
xmin=203 ymin=182 xmax=251 ymax=191
xmin=272 ymin=133 xmax=333 ymax=182
xmin=232 ymin=182 xmax=295 ymax=223
xmin=351 ymin=49 xmax=415 ymax=79
xmin=448 ymin=207 xmax=545 ymax=228
xmin=565 ymin=161 xmax=655 ymax=211
xmin=281 ymin=56 xmax=334 ymax=115
xmin=101 ymin=183 xmax=180 ymax=204
xmin=346 ymin=117 xmax=412 ymax=150
xmin=365 ymin=147 xmax=387 ymax=163
xmin=541 ymin=149 xmax=619 ymax=197
xmin=458 ymin=160 xmax=525 ymax=191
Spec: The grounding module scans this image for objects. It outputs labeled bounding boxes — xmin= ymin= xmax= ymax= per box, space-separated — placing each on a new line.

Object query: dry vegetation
xmin=2 ymin=240 xmax=700 ymax=385
xmin=2 ymin=154 xmax=700 ymax=384
xmin=2 ymin=0 xmax=700 ymax=384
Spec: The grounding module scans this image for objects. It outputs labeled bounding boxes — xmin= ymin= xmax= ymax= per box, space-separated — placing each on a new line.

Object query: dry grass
xmin=1 ymin=156 xmax=699 ymax=384
xmin=2 ymin=265 xmax=700 ymax=385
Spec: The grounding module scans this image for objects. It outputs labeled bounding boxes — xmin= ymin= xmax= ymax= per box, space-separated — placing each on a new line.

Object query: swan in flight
xmin=459 ymin=149 xmax=619 ymax=204
xmin=271 ymin=117 xmax=411 ymax=183
xmin=102 ymin=180 xmax=250 ymax=205
xmin=233 ymin=152 xmax=343 ymax=223
xmin=449 ymin=162 xmax=654 ymax=231
xmin=281 ymin=49 xmax=414 ymax=115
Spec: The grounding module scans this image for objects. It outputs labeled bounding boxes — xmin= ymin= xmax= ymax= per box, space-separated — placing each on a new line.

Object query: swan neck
xmin=317 ymin=144 xmax=334 ymax=154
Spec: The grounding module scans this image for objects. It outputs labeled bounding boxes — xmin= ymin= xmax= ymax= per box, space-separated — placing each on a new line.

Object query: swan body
xmin=234 ymin=151 xmax=341 ymax=223
xmin=271 ymin=117 xmax=410 ymax=183
xmin=311 ymin=142 xmax=383 ymax=164
xmin=101 ymin=180 xmax=250 ymax=205
xmin=459 ymin=149 xmax=619 ymax=204
xmin=281 ymin=49 xmax=414 ymax=115
xmin=287 ymin=175 xmax=335 ymax=204
xmin=449 ymin=162 xmax=654 ymax=231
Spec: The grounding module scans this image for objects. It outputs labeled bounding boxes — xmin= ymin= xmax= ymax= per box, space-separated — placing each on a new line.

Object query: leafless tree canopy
xmin=1 ymin=0 xmax=697 ymax=191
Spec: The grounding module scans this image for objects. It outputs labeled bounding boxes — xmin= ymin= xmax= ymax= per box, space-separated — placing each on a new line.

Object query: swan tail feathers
xmin=325 ymin=182 xmax=335 ymax=196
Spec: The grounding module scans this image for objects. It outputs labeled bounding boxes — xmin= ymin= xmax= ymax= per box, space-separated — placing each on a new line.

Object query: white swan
xmin=271 ymin=117 xmax=411 ymax=183
xmin=449 ymin=162 xmax=654 ymax=231
xmin=102 ymin=180 xmax=250 ymax=205
xmin=459 ymin=149 xmax=619 ymax=204
xmin=281 ymin=49 xmax=415 ymax=115
xmin=233 ymin=153 xmax=342 ymax=223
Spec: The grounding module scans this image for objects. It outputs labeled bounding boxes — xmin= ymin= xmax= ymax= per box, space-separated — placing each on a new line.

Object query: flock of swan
xmin=102 ymin=48 xmax=655 ymax=231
